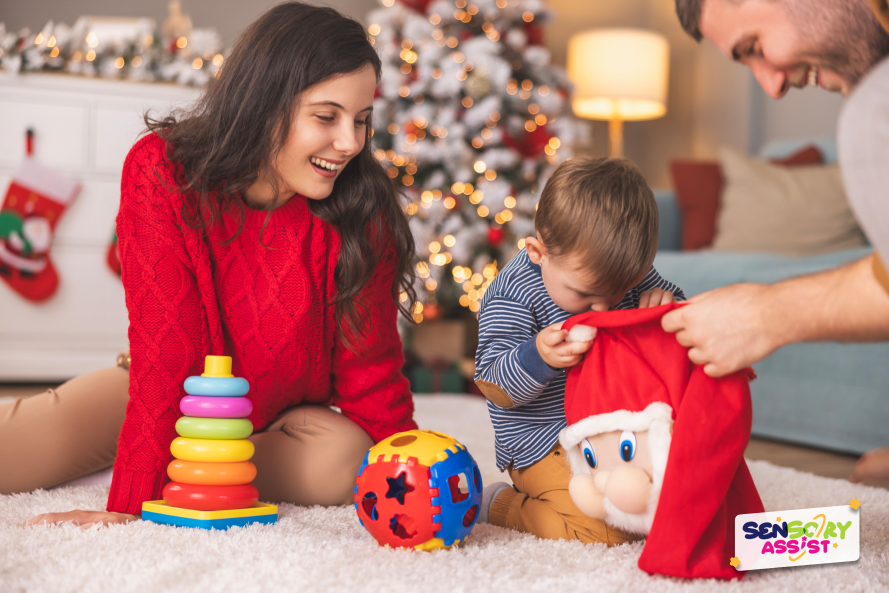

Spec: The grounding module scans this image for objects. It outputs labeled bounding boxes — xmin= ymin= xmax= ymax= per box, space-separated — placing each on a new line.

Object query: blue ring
xmin=183 ymin=376 xmax=250 ymax=397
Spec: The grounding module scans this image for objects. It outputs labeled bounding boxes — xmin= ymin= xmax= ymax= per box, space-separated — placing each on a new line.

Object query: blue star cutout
xmin=385 ymin=472 xmax=414 ymax=504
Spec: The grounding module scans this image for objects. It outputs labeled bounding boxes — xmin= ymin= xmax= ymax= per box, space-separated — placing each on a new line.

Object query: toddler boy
xmin=473 ymin=157 xmax=684 ymax=545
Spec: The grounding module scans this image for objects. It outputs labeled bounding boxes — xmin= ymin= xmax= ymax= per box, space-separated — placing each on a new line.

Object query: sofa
xmin=652 ymin=138 xmax=887 ymax=455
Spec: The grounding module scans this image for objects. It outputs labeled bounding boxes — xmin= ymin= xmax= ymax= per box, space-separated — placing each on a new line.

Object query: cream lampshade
xmin=567 ymin=28 xmax=670 ymax=157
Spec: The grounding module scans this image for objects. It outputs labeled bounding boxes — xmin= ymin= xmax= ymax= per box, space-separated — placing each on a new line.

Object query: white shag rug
xmin=2 ymin=394 xmax=888 ymax=593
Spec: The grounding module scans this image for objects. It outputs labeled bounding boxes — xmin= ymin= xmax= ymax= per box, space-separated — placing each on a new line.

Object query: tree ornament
xmin=398 ymin=0 xmax=434 ymax=13
xmin=423 ymin=302 xmax=442 ymax=321
xmin=464 ymin=70 xmax=493 ymax=99
xmin=487 ymin=226 xmax=504 ymax=248
xmin=502 ymin=124 xmax=552 ymax=159
xmin=524 ymin=23 xmax=545 ymax=46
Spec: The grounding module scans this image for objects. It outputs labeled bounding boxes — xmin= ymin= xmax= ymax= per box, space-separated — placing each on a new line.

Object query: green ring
xmin=175 ymin=416 xmax=254 ymax=440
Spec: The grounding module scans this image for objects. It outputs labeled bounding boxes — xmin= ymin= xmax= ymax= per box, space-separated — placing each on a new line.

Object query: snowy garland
xmin=369 ymin=0 xmax=588 ymax=320
xmin=0 ymin=17 xmax=223 ymax=87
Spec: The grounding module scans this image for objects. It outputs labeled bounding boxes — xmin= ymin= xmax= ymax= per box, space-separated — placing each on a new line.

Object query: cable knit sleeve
xmin=330 ymin=246 xmax=417 ymax=443
xmin=107 ymin=135 xmax=206 ymax=514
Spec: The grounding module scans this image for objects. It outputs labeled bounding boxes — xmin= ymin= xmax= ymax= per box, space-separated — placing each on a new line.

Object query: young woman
xmin=1 ymin=2 xmax=418 ymax=527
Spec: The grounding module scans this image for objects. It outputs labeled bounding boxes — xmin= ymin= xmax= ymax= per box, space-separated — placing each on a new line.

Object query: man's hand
xmin=23 ymin=510 xmax=138 ymax=529
xmin=662 ymin=256 xmax=889 ymax=377
xmin=638 ymin=288 xmax=675 ymax=308
xmin=536 ymin=322 xmax=592 ymax=369
xmin=661 ymin=283 xmax=778 ymax=377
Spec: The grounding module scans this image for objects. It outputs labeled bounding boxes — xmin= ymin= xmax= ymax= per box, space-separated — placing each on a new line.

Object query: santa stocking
xmin=0 ymin=156 xmax=79 ymax=302
xmin=107 ymin=230 xmax=121 ymax=276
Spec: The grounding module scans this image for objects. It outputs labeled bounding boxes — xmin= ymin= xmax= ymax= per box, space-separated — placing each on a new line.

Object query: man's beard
xmin=794 ymin=0 xmax=889 ymax=87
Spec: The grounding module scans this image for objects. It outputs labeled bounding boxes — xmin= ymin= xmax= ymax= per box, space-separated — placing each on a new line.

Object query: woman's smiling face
xmin=244 ymin=64 xmax=377 ymax=209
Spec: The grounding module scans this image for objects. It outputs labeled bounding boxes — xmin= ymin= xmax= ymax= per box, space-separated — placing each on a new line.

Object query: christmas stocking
xmin=107 ymin=230 xmax=121 ymax=276
xmin=0 ymin=156 xmax=80 ymax=301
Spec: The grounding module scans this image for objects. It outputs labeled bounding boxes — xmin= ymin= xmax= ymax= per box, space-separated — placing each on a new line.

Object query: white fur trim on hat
xmin=560 ymin=402 xmax=673 ymax=458
xmin=559 ymin=402 xmax=673 ymax=535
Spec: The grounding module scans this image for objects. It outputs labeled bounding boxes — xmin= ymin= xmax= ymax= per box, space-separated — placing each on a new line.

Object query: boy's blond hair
xmin=534 ymin=157 xmax=659 ymax=295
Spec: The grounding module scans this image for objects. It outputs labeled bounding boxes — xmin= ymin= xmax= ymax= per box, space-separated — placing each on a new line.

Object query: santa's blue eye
xmin=582 ymin=438 xmax=597 ymax=469
xmin=619 ymin=431 xmax=636 ymax=462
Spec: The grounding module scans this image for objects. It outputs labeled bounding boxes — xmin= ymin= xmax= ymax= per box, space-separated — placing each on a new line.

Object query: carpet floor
xmin=1 ymin=394 xmax=887 ymax=593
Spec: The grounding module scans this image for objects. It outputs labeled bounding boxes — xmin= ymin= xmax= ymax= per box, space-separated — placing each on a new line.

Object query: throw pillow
xmin=713 ymin=147 xmax=868 ymax=256
xmin=669 ymin=146 xmax=823 ymax=250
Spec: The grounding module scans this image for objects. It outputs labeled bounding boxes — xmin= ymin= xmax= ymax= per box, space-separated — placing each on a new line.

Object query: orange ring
xmin=167 ymin=459 xmax=257 ymax=486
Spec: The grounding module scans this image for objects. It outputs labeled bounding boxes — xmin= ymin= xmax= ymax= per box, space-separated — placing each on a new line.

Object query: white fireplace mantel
xmin=0 ymin=73 xmax=201 ymax=381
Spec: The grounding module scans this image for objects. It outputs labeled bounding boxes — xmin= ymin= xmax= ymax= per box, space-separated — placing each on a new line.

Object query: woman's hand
xmin=23 ymin=510 xmax=138 ymax=529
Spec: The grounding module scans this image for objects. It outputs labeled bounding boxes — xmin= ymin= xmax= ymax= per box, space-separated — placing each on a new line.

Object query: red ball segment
xmin=162 ymin=482 xmax=259 ymax=511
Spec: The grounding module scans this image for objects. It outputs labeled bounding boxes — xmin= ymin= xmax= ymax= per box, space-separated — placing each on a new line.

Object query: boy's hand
xmin=536 ymin=322 xmax=593 ymax=369
xmin=639 ymin=288 xmax=675 ymax=308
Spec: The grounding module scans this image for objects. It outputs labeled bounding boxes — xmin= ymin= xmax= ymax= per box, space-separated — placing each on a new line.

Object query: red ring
xmin=162 ymin=482 xmax=259 ymax=511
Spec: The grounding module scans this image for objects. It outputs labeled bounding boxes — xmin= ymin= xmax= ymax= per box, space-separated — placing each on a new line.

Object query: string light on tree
xmin=367 ymin=0 xmax=587 ymax=318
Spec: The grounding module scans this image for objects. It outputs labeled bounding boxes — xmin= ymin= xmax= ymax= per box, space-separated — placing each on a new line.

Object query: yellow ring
xmin=170 ymin=437 xmax=254 ymax=462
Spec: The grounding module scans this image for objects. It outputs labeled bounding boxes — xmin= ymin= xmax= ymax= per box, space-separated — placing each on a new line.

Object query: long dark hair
xmin=145 ymin=2 xmax=417 ymax=348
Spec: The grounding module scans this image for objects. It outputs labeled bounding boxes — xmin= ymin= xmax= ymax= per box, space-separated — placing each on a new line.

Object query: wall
xmin=748 ymin=84 xmax=846 ymax=152
xmin=4 ymin=0 xmax=847 ymax=187
xmin=690 ymin=38 xmax=756 ymax=158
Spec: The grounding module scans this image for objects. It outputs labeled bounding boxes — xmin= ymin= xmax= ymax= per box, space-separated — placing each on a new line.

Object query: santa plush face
xmin=561 ymin=402 xmax=672 ymax=535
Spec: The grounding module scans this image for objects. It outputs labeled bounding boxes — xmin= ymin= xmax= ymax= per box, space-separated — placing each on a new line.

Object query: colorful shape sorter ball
xmin=353 ymin=430 xmax=483 ymax=551
xmin=141 ymin=355 xmax=278 ymax=530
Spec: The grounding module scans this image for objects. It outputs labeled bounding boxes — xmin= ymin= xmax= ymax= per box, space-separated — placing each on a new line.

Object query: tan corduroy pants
xmin=0 ymin=354 xmax=373 ymax=507
xmin=490 ymin=443 xmax=642 ymax=546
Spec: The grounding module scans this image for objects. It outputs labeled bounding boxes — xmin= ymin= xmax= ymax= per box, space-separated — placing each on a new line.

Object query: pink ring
xmin=180 ymin=395 xmax=253 ymax=419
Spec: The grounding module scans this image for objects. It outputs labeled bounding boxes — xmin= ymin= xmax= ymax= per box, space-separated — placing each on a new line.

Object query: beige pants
xmin=0 ymin=360 xmax=373 ymax=507
xmin=490 ymin=443 xmax=642 ymax=546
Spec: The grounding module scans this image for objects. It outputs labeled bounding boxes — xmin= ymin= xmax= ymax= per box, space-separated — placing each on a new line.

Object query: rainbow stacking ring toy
xmin=142 ymin=355 xmax=278 ymax=530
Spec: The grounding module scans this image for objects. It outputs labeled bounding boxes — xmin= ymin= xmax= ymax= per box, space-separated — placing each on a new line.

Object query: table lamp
xmin=567 ymin=28 xmax=670 ymax=157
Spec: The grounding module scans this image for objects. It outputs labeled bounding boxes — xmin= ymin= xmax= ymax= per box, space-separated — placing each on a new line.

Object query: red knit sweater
xmin=108 ymin=134 xmax=416 ymax=514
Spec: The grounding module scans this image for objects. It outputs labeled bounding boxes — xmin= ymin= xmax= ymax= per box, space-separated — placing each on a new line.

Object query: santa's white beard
xmin=602 ymin=489 xmax=659 ymax=536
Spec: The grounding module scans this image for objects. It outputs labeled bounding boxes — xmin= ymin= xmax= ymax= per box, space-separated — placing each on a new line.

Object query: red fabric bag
xmin=561 ymin=304 xmax=764 ymax=579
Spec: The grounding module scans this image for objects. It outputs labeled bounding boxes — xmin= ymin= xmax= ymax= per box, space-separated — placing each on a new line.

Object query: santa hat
xmin=559 ymin=304 xmax=764 ymax=580
xmin=559 ymin=355 xmax=673 ymax=536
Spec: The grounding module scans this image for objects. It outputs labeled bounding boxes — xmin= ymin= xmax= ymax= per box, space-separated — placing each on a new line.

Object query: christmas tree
xmin=368 ymin=0 xmax=587 ymax=323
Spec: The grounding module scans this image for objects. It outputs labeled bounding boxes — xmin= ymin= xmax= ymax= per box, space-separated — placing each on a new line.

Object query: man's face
xmin=699 ymin=0 xmax=889 ymax=97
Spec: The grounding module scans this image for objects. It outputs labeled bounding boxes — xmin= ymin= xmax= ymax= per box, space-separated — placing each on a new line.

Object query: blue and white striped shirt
xmin=474 ymin=248 xmax=685 ymax=471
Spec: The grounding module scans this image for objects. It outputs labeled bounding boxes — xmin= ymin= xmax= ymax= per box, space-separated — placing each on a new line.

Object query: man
xmin=664 ymin=0 xmax=889 ymax=483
